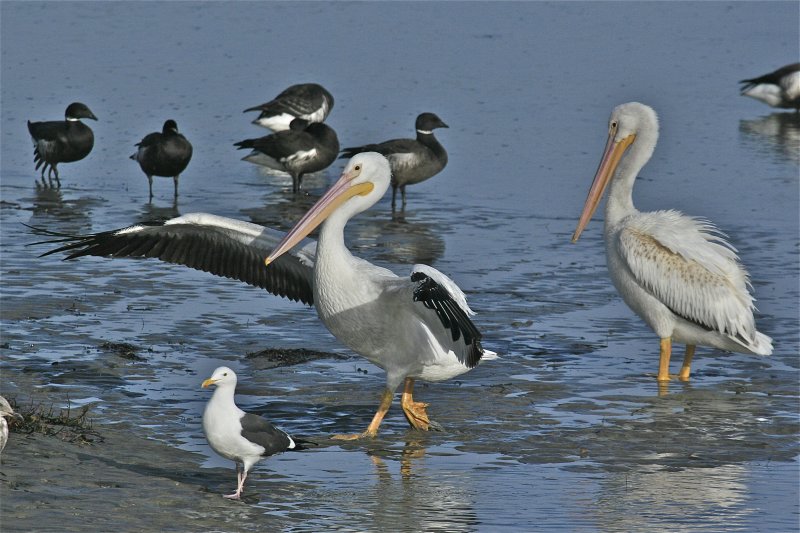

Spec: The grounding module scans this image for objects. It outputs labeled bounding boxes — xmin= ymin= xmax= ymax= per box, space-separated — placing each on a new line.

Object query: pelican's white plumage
xmin=33 ymin=152 xmax=494 ymax=439
xmin=266 ymin=152 xmax=495 ymax=438
xmin=572 ymin=102 xmax=772 ymax=383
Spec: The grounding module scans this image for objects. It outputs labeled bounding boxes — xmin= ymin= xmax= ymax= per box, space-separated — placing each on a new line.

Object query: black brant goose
xmin=340 ymin=112 xmax=448 ymax=208
xmin=234 ymin=118 xmax=339 ymax=193
xmin=740 ymin=63 xmax=800 ymax=110
xmin=244 ymin=83 xmax=334 ymax=131
xmin=130 ymin=119 xmax=193 ymax=200
xmin=28 ymin=102 xmax=97 ymax=187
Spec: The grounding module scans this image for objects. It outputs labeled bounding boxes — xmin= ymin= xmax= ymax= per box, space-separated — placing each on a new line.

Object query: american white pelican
xmin=130 ymin=119 xmax=193 ymax=201
xmin=572 ymin=102 xmax=773 ymax=383
xmin=202 ymin=366 xmax=305 ymax=499
xmin=266 ymin=152 xmax=495 ymax=438
xmin=739 ymin=63 xmax=800 ymax=111
xmin=244 ymin=83 xmax=334 ymax=131
xmin=340 ymin=113 xmax=448 ymax=208
xmin=28 ymin=102 xmax=97 ymax=187
xmin=32 ymin=152 xmax=494 ymax=439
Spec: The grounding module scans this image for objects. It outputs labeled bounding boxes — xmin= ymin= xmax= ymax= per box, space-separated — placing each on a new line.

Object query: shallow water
xmin=1 ymin=2 xmax=799 ymax=531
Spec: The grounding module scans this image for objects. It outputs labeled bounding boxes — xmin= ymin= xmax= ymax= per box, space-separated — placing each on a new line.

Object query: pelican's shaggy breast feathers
xmin=617 ymin=209 xmax=760 ymax=346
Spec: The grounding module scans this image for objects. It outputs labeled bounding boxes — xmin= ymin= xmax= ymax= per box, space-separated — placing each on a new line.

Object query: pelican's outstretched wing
xmin=29 ymin=213 xmax=315 ymax=305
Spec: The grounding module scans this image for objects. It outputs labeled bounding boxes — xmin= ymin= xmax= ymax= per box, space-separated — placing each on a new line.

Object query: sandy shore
xmin=0 ymin=415 xmax=275 ymax=532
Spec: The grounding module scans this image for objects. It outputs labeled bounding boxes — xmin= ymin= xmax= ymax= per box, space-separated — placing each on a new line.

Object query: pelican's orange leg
xmin=678 ymin=345 xmax=695 ymax=381
xmin=333 ymin=388 xmax=393 ymax=440
xmin=657 ymin=338 xmax=672 ymax=382
xmin=400 ymin=377 xmax=432 ymax=431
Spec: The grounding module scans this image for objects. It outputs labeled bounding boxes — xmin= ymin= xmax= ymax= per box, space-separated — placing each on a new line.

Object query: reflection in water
xmin=367 ymin=439 xmax=480 ymax=532
xmin=31 ymin=185 xmax=64 ymax=214
xmin=240 ymin=192 xmax=320 ymax=233
xmin=34 ymin=175 xmax=62 ymax=189
xmin=250 ymin=166 xmax=336 ymax=196
xmin=350 ymin=211 xmax=446 ymax=266
xmin=241 ymin=189 xmax=446 ymax=266
xmin=739 ymin=113 xmax=800 ymax=165
xmin=655 ymin=374 xmax=696 ymax=398
xmin=593 ymin=463 xmax=750 ymax=531
xmin=27 ymin=187 xmax=95 ymax=232
xmin=144 ymin=188 xmax=181 ymax=210
xmin=137 ymin=200 xmax=181 ymax=224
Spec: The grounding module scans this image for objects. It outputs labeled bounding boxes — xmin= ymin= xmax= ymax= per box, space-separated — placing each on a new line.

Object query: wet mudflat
xmin=1 ymin=2 xmax=799 ymax=532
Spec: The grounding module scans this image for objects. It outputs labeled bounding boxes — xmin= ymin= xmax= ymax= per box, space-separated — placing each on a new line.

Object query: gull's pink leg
xmin=224 ymin=469 xmax=248 ymax=500
xmin=223 ymin=464 xmax=243 ymax=499
xmin=238 ymin=471 xmax=248 ymax=495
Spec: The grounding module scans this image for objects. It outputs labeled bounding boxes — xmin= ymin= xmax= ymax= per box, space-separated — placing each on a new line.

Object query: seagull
xmin=234 ymin=118 xmax=339 ymax=193
xmin=244 ymin=83 xmax=334 ymax=131
xmin=130 ymin=119 xmax=193 ymax=200
xmin=202 ymin=366 xmax=302 ymax=499
xmin=571 ymin=102 xmax=773 ymax=384
xmin=31 ymin=153 xmax=495 ymax=439
xmin=28 ymin=102 xmax=98 ymax=187
xmin=0 ymin=396 xmax=22 ymax=455
xmin=739 ymin=63 xmax=800 ymax=111
xmin=340 ymin=113 xmax=449 ymax=208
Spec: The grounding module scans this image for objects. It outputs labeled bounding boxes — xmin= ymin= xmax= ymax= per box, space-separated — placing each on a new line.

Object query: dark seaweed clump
xmin=7 ymin=397 xmax=103 ymax=444
xmin=99 ymin=341 xmax=146 ymax=361
xmin=245 ymin=347 xmax=348 ymax=367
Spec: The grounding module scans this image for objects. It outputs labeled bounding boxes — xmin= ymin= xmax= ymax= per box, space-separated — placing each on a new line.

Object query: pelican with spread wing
xmin=33 ymin=152 xmax=495 ymax=439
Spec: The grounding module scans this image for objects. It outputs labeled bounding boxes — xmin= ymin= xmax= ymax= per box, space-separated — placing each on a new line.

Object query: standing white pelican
xmin=265 ymin=152 xmax=496 ymax=439
xmin=31 ymin=152 xmax=495 ymax=439
xmin=571 ymin=102 xmax=773 ymax=383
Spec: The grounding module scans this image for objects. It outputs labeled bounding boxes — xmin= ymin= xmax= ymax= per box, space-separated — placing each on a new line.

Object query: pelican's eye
xmin=354 ymin=164 xmax=362 ymax=171
xmin=223 ymin=372 xmax=228 ymax=376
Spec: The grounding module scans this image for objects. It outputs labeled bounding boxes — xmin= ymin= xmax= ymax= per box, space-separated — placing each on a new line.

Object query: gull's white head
xmin=265 ymin=152 xmax=392 ymax=266
xmin=201 ymin=366 xmax=238 ymax=389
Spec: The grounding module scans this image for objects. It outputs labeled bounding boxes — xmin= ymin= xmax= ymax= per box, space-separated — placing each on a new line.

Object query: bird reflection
xmin=137 ymin=200 xmax=180 ymax=225
xmin=349 ymin=210 xmax=446 ymax=266
xmin=366 ymin=438 xmax=480 ymax=532
xmin=251 ymin=166 xmax=335 ymax=196
xmin=31 ymin=185 xmax=64 ymax=213
xmin=656 ymin=378 xmax=692 ymax=398
xmin=594 ymin=463 xmax=750 ymax=530
xmin=240 ymin=192 xmax=319 ymax=233
xmin=369 ymin=437 xmax=428 ymax=480
xmin=739 ymin=112 xmax=800 ymax=165
xmin=242 ymin=188 xmax=445 ymax=265
xmin=28 ymin=187 xmax=92 ymax=232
